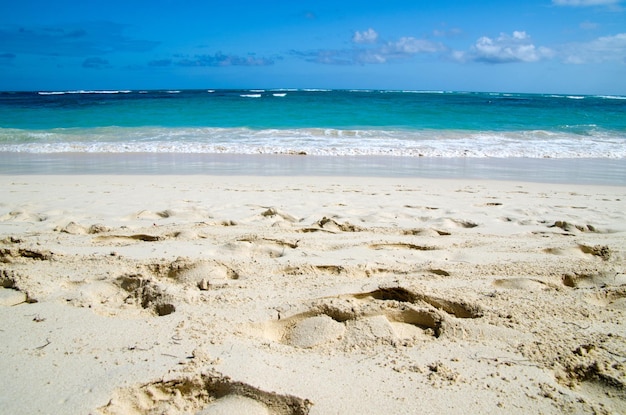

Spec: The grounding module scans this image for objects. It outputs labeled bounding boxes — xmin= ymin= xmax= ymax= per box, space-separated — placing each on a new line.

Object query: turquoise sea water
xmin=1 ymin=89 xmax=625 ymax=158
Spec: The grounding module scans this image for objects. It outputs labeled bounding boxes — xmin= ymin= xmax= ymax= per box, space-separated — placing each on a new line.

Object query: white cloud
xmin=352 ymin=28 xmax=379 ymax=44
xmin=455 ymin=31 xmax=553 ymax=64
xmin=383 ymin=37 xmax=442 ymax=55
xmin=562 ymin=33 xmax=626 ymax=63
xmin=552 ymin=0 xmax=621 ymax=6
xmin=298 ymin=30 xmax=442 ymax=65
xmin=349 ymin=37 xmax=442 ymax=64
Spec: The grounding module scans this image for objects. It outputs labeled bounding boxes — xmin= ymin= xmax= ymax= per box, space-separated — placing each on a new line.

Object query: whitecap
xmin=402 ymin=90 xmax=445 ymax=94
xmin=596 ymin=95 xmax=626 ymax=100
xmin=272 ymin=93 xmax=287 ymax=97
xmin=65 ymin=90 xmax=131 ymax=94
xmin=240 ymin=94 xmax=262 ymax=98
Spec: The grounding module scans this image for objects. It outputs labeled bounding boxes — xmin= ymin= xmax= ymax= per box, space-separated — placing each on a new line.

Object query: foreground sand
xmin=1 ymin=175 xmax=625 ymax=414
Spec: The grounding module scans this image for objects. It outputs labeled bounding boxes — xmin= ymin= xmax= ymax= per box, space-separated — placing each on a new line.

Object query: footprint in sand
xmin=369 ymin=242 xmax=439 ymax=251
xmin=493 ymin=278 xmax=557 ymax=291
xmin=316 ymin=217 xmax=362 ymax=232
xmin=260 ymin=207 xmax=300 ymax=223
xmin=561 ymin=271 xmax=626 ymax=288
xmin=283 ymin=265 xmax=351 ymax=277
xmin=357 ymin=287 xmax=483 ymax=319
xmin=548 ymin=220 xmax=609 ymax=234
xmin=297 ymin=217 xmax=363 ymax=233
xmin=94 ymin=233 xmax=162 ymax=244
xmin=54 ymin=272 xmax=171 ymax=317
xmin=56 ymin=222 xmax=111 ymax=235
xmin=282 ymin=314 xmax=346 ymax=348
xmin=157 ymin=257 xmax=240 ymax=290
xmin=544 ymin=244 xmax=611 ymax=261
xmin=114 ymin=274 xmax=176 ymax=316
xmin=401 ymin=228 xmax=451 ymax=237
xmin=63 ymin=257 xmax=241 ymax=316
xmin=0 ymin=210 xmax=47 ymax=222
xmin=98 ymin=372 xmax=311 ymax=415
xmin=226 ymin=236 xmax=299 ymax=259
xmin=0 ymin=247 xmax=54 ymax=264
xmin=255 ymin=286 xmax=483 ymax=349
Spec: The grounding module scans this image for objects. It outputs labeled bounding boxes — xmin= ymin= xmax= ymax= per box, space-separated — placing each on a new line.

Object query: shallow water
xmin=1 ymin=152 xmax=624 ymax=185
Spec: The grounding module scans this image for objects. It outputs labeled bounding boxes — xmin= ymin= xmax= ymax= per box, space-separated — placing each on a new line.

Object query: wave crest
xmin=0 ymin=126 xmax=624 ymax=158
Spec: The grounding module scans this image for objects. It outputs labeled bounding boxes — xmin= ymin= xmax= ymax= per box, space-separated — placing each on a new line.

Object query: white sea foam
xmin=596 ymin=95 xmax=626 ymax=100
xmin=272 ymin=93 xmax=287 ymax=97
xmin=71 ymin=90 xmax=131 ymax=94
xmin=401 ymin=90 xmax=445 ymax=94
xmin=38 ymin=90 xmax=132 ymax=95
xmin=240 ymin=94 xmax=262 ymax=98
xmin=1 ymin=127 xmax=624 ymax=159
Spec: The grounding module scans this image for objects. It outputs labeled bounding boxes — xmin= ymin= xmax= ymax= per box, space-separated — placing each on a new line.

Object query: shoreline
xmin=1 ymin=152 xmax=624 ymax=185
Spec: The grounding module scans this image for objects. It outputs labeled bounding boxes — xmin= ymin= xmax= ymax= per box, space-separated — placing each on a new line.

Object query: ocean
xmin=0 ymin=89 xmax=625 ymax=183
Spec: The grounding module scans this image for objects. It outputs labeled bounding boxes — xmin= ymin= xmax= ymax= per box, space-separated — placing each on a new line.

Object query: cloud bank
xmin=175 ymin=53 xmax=274 ymax=67
xmin=562 ymin=33 xmax=626 ymax=63
xmin=149 ymin=53 xmax=275 ymax=68
xmin=294 ymin=29 xmax=443 ymax=65
xmin=453 ymin=31 xmax=553 ymax=63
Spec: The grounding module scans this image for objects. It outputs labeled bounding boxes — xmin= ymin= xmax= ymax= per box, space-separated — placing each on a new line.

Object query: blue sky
xmin=1 ymin=0 xmax=625 ymax=94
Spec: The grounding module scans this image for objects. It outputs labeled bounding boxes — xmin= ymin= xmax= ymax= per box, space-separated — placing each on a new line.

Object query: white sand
xmin=1 ymin=175 xmax=625 ymax=414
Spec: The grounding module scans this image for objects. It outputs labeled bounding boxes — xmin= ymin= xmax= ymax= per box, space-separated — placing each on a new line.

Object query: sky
xmin=1 ymin=0 xmax=625 ymax=94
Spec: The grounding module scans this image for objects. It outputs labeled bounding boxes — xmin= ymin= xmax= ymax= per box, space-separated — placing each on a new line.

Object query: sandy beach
xmin=1 ymin=173 xmax=625 ymax=414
